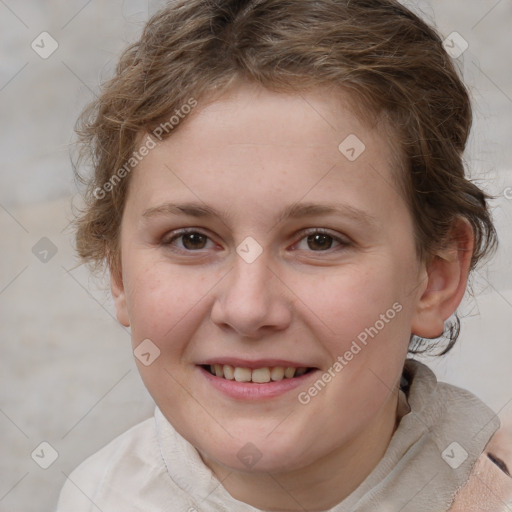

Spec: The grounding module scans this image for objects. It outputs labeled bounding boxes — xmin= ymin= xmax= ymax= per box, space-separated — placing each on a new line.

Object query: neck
xmin=203 ymin=391 xmax=400 ymax=511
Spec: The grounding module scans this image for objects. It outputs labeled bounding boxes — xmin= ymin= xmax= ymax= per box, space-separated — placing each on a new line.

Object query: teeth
xmin=207 ymin=364 xmax=310 ymax=382
xmin=284 ymin=367 xmax=296 ymax=378
xmin=270 ymin=366 xmax=285 ymax=381
xmin=251 ymin=367 xmax=271 ymax=383
xmin=233 ymin=367 xmax=252 ymax=382
xmin=223 ymin=364 xmax=235 ymax=380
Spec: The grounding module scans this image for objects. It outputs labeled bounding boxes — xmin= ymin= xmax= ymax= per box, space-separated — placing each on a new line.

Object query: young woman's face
xmin=114 ymin=83 xmax=428 ymax=473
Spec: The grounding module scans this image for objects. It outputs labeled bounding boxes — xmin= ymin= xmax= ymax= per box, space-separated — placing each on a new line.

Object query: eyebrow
xmin=142 ymin=201 xmax=379 ymax=229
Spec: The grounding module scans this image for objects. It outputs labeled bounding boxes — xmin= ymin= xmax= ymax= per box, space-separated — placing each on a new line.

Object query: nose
xmin=210 ymin=253 xmax=293 ymax=339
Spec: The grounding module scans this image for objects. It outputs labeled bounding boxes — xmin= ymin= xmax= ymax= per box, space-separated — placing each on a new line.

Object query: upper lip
xmin=197 ymin=358 xmax=316 ymax=369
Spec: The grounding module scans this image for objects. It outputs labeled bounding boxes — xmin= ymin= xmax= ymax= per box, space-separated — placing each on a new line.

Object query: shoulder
xmin=402 ymin=360 xmax=512 ymax=510
xmin=449 ymin=414 xmax=512 ymax=511
xmin=56 ymin=414 xmax=165 ymax=511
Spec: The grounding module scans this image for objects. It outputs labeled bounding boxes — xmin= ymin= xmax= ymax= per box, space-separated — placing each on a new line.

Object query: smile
xmin=202 ymin=364 xmax=314 ymax=383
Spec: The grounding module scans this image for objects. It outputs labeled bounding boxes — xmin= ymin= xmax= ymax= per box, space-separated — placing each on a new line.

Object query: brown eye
xmin=293 ymin=229 xmax=348 ymax=252
xmin=306 ymin=233 xmax=335 ymax=251
xmin=181 ymin=232 xmax=208 ymax=250
xmin=162 ymin=230 xmax=214 ymax=252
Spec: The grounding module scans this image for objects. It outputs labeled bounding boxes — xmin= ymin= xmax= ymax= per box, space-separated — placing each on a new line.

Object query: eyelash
xmin=161 ymin=228 xmax=351 ymax=255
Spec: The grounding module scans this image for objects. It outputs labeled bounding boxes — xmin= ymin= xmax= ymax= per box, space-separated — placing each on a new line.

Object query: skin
xmin=111 ymin=82 xmax=474 ymax=511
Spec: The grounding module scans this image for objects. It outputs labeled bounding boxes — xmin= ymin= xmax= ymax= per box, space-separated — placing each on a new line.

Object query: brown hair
xmin=73 ymin=0 xmax=498 ymax=354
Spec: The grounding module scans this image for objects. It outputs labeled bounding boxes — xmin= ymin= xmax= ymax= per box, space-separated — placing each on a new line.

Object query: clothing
xmin=55 ymin=360 xmax=511 ymax=511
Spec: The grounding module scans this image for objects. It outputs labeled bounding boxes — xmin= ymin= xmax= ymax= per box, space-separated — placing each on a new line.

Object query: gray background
xmin=0 ymin=1 xmax=511 ymax=511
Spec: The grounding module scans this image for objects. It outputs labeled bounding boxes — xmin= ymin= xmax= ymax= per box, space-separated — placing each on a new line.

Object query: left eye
xmin=293 ymin=230 xmax=347 ymax=252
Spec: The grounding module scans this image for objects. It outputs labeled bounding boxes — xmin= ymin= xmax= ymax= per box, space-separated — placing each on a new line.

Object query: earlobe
xmin=411 ymin=217 xmax=474 ymax=339
xmin=110 ymin=271 xmax=130 ymax=327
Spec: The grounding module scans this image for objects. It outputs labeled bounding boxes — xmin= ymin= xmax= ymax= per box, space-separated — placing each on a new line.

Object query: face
xmin=112 ymin=83 xmax=431 ymax=474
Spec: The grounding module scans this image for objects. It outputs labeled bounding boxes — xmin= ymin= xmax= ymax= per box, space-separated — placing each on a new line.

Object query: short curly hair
xmin=73 ymin=0 xmax=498 ymax=354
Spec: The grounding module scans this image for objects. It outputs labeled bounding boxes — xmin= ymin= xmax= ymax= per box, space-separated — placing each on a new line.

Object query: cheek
xmin=123 ymin=258 xmax=217 ymax=347
xmin=293 ymin=263 xmax=406 ymax=347
xmin=291 ymin=261 xmax=413 ymax=412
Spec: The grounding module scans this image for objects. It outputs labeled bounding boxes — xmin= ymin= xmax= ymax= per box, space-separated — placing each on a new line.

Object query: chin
xmin=197 ymin=432 xmax=312 ymax=474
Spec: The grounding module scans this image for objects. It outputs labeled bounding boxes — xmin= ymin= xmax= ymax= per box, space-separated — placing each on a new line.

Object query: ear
xmin=411 ymin=217 xmax=474 ymax=339
xmin=110 ymin=270 xmax=130 ymax=327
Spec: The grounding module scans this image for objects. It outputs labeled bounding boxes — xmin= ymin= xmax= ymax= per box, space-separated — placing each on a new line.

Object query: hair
xmin=73 ymin=0 xmax=498 ymax=354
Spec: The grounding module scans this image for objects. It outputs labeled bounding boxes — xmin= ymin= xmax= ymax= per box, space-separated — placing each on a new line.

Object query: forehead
xmin=126 ymin=83 xmax=407 ymax=230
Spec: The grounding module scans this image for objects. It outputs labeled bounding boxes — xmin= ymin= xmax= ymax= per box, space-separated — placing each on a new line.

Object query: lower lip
xmin=197 ymin=366 xmax=319 ymax=400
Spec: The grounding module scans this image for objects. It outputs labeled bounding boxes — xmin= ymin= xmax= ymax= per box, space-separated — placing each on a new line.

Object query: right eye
xmin=161 ymin=229 xmax=216 ymax=252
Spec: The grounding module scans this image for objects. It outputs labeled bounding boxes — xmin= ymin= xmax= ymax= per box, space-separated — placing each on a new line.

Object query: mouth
xmin=200 ymin=364 xmax=316 ymax=383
